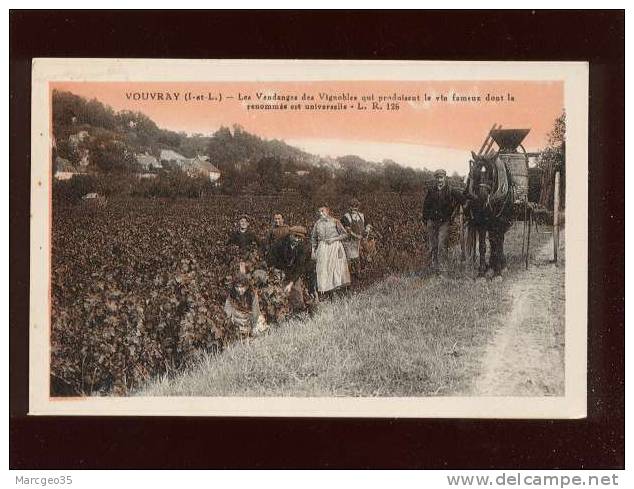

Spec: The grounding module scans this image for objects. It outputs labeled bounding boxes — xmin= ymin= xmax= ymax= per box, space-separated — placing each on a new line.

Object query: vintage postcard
xmin=29 ymin=59 xmax=588 ymax=417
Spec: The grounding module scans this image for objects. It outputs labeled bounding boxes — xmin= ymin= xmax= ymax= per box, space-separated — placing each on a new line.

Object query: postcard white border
xmin=29 ymin=59 xmax=588 ymax=417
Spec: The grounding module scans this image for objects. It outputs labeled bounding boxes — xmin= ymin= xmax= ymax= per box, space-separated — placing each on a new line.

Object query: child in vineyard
xmin=223 ymin=273 xmax=268 ymax=338
xmin=341 ymin=198 xmax=370 ymax=277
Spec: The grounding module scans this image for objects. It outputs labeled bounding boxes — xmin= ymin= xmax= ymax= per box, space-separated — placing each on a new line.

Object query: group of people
xmin=224 ymin=199 xmax=371 ymax=338
xmin=223 ymin=168 xmax=468 ymax=338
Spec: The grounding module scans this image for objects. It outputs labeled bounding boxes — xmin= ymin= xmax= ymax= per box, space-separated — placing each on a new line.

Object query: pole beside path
xmin=553 ymin=170 xmax=560 ymax=264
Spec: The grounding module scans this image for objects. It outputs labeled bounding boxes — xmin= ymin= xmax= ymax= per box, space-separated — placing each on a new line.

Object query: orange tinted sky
xmin=52 ymin=81 xmax=563 ymax=153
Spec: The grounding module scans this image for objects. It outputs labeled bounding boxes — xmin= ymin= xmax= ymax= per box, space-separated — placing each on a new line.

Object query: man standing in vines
xmin=265 ymin=212 xmax=290 ymax=253
xmin=227 ymin=214 xmax=261 ymax=274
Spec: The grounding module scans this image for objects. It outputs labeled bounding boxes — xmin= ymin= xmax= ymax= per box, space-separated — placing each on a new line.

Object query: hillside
xmin=52 ymin=90 xmax=453 ymax=200
xmin=52 ymin=90 xmax=383 ymax=175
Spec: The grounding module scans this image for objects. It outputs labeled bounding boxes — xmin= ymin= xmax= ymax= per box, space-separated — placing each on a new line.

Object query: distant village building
xmin=157 ymin=149 xmax=221 ymax=182
xmin=54 ymin=156 xmax=80 ymax=180
xmin=181 ymin=155 xmax=221 ymax=183
xmin=159 ymin=149 xmax=188 ymax=164
xmin=135 ymin=152 xmax=162 ymax=171
xmin=295 ymin=170 xmax=310 ymax=177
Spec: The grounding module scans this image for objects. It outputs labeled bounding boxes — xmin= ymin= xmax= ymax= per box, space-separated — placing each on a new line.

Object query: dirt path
xmin=474 ymin=232 xmax=566 ymax=396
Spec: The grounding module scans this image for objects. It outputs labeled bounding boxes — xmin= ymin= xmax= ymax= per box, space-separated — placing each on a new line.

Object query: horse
xmin=465 ymin=151 xmax=515 ymax=277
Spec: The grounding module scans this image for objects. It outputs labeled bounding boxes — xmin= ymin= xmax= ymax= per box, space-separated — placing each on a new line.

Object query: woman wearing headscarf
xmin=310 ymin=206 xmax=351 ymax=294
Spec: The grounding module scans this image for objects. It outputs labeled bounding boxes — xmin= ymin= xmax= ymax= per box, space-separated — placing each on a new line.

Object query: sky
xmin=52 ymin=81 xmax=564 ymax=174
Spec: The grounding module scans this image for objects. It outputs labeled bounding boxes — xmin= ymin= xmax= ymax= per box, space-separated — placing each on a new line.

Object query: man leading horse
xmin=423 ymin=156 xmax=515 ymax=279
xmin=422 ymin=169 xmax=466 ymax=275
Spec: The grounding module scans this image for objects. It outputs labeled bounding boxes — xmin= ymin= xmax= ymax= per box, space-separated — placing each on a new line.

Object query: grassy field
xmin=140 ymin=223 xmax=557 ymax=397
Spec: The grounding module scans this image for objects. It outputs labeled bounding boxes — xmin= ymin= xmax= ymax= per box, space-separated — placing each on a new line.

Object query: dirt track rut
xmin=474 ymin=233 xmax=566 ymax=396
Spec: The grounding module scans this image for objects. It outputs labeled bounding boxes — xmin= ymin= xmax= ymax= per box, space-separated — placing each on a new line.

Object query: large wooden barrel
xmin=490 ymin=128 xmax=531 ymax=203
xmin=500 ymin=153 xmax=529 ymax=202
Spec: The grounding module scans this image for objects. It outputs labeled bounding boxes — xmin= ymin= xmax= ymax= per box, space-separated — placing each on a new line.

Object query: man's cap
xmin=289 ymin=225 xmax=307 ymax=238
xmin=434 ymin=169 xmax=447 ymax=177
xmin=238 ymin=214 xmax=250 ymax=221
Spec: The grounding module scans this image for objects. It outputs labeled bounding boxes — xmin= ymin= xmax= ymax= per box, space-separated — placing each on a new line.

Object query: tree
xmin=255 ymin=156 xmax=283 ymax=193
xmin=383 ymin=162 xmax=417 ymax=195
xmin=538 ymin=111 xmax=566 ymax=209
xmin=88 ymin=134 xmax=136 ymax=174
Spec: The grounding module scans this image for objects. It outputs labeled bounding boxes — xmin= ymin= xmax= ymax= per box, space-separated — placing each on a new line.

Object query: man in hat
xmin=422 ymin=168 xmax=466 ymax=274
xmin=267 ymin=225 xmax=314 ymax=311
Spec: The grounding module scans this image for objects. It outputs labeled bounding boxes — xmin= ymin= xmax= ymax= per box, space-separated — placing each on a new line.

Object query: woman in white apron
xmin=310 ymin=207 xmax=351 ymax=293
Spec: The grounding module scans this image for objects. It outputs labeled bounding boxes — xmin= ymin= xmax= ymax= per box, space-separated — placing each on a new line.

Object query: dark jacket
xmin=267 ymin=236 xmax=312 ymax=283
xmin=422 ymin=185 xmax=465 ymax=222
xmin=227 ymin=230 xmax=259 ymax=250
xmin=265 ymin=225 xmax=290 ymax=250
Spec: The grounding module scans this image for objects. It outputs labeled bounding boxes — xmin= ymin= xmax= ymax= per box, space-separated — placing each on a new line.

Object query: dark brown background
xmin=10 ymin=10 xmax=625 ymax=469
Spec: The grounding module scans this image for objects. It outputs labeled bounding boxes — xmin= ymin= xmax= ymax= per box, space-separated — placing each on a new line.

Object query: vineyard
xmin=51 ymin=192 xmax=438 ymax=396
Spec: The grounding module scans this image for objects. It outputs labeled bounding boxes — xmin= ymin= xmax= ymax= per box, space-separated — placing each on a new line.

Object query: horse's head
xmin=468 ymin=151 xmax=496 ymax=204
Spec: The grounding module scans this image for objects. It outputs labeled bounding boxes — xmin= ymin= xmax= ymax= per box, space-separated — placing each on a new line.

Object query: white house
xmin=181 ymin=155 xmax=221 ymax=183
xmin=159 ymin=149 xmax=188 ymax=164
xmin=135 ymin=152 xmax=162 ymax=171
